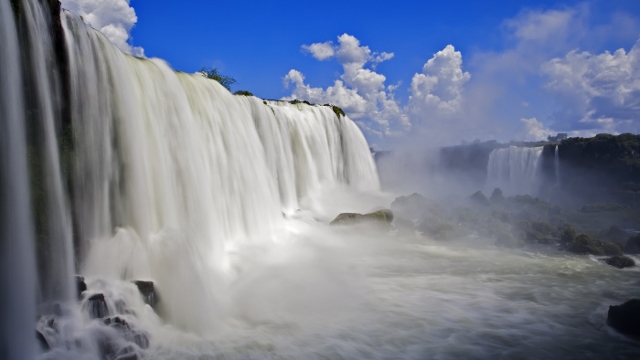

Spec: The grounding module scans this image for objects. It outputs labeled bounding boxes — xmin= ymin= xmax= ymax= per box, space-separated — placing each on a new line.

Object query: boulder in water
xmin=103 ymin=316 xmax=150 ymax=349
xmin=469 ymin=190 xmax=490 ymax=207
xmin=567 ymin=234 xmax=604 ymax=255
xmin=490 ymin=188 xmax=505 ymax=203
xmin=36 ymin=329 xmax=49 ymax=350
xmin=76 ymin=275 xmax=87 ymax=300
xmin=330 ymin=209 xmax=393 ymax=226
xmin=604 ymin=256 xmax=635 ymax=269
xmin=87 ymin=293 xmax=109 ymax=319
xmin=608 ymin=299 xmax=640 ymax=335
xmin=132 ymin=280 xmax=159 ymax=309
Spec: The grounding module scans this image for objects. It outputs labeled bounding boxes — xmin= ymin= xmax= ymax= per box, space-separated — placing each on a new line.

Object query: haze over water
xmin=1 ymin=1 xmax=640 ymax=359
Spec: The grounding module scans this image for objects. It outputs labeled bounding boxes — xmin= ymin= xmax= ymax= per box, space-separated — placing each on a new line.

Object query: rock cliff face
xmin=558 ymin=133 xmax=640 ymax=207
xmin=439 ymin=141 xmax=501 ymax=187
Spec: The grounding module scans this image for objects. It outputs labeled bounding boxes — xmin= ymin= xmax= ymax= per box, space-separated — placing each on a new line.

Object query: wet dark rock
xmin=98 ymin=339 xmax=140 ymax=360
xmin=103 ymin=316 xmax=150 ymax=349
xmin=87 ymin=293 xmax=109 ymax=319
xmin=76 ymin=275 xmax=87 ymax=300
xmin=113 ymin=345 xmax=140 ymax=360
xmin=608 ymin=299 xmax=640 ymax=335
xmin=490 ymin=188 xmax=505 ymax=203
xmin=36 ymin=329 xmax=49 ymax=350
xmin=133 ymin=280 xmax=159 ymax=309
xmin=605 ymin=255 xmax=636 ymax=269
xmin=469 ymin=190 xmax=490 ymax=207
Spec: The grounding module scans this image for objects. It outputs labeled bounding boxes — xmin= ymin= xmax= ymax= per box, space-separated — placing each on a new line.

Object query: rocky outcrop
xmin=490 ymin=188 xmax=505 ymax=203
xmin=604 ymin=256 xmax=635 ymax=269
xmin=330 ymin=209 xmax=394 ymax=226
xmin=469 ymin=191 xmax=490 ymax=207
xmin=76 ymin=275 xmax=87 ymax=300
xmin=36 ymin=329 xmax=49 ymax=350
xmin=558 ymin=133 xmax=640 ymax=208
xmin=566 ymin=234 xmax=622 ymax=256
xmin=608 ymin=299 xmax=640 ymax=335
xmin=86 ymin=293 xmax=109 ymax=319
xmin=133 ymin=280 xmax=159 ymax=309
xmin=103 ymin=316 xmax=150 ymax=349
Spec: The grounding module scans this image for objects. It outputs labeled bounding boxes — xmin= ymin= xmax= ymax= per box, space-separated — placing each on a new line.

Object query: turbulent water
xmin=2 ymin=1 xmax=640 ymax=359
xmin=486 ymin=146 xmax=544 ymax=196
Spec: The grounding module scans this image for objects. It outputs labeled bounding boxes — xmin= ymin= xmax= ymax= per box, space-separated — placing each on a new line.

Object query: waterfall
xmin=1 ymin=0 xmax=379 ymax=347
xmin=555 ymin=145 xmax=560 ymax=187
xmin=63 ymin=8 xmax=378 ymax=332
xmin=486 ymin=146 xmax=543 ymax=196
xmin=1 ymin=0 xmax=37 ymax=357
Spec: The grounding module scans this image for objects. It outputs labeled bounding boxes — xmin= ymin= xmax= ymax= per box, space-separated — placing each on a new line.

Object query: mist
xmin=4 ymin=1 xmax=640 ymax=359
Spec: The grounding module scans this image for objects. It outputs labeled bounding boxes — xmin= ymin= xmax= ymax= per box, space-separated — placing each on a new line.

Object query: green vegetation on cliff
xmin=558 ymin=133 xmax=640 ymax=207
xmin=200 ymin=67 xmax=236 ymax=91
xmin=233 ymin=90 xmax=253 ymax=96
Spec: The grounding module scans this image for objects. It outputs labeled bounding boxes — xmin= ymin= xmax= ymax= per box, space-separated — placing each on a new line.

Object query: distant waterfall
xmin=1 ymin=0 xmax=380 ymax=344
xmin=555 ymin=145 xmax=560 ymax=187
xmin=486 ymin=146 xmax=544 ymax=196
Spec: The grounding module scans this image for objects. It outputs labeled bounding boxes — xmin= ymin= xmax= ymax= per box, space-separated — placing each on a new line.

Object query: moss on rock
xmin=605 ymin=255 xmax=635 ymax=269
xmin=330 ymin=209 xmax=394 ymax=226
xmin=568 ymin=234 xmax=604 ymax=255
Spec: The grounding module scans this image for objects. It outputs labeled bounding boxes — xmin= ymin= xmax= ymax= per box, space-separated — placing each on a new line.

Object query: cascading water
xmin=555 ymin=145 xmax=560 ymax=187
xmin=4 ymin=0 xmax=380 ymax=356
xmin=1 ymin=0 xmax=37 ymax=357
xmin=4 ymin=2 xmax=640 ymax=359
xmin=60 ymin=7 xmax=379 ymax=336
xmin=486 ymin=146 xmax=544 ymax=196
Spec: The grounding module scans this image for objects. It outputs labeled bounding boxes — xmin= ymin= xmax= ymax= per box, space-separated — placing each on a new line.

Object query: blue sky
xmin=61 ymin=0 xmax=640 ymax=148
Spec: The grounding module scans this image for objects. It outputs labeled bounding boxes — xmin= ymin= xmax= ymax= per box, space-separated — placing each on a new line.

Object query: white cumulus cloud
xmin=285 ymin=34 xmax=406 ymax=138
xmin=408 ymin=45 xmax=470 ymax=115
xmin=61 ymin=0 xmax=144 ymax=57
xmin=542 ymin=38 xmax=640 ymax=134
xmin=302 ymin=41 xmax=335 ymax=61
xmin=520 ymin=117 xmax=553 ymax=140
